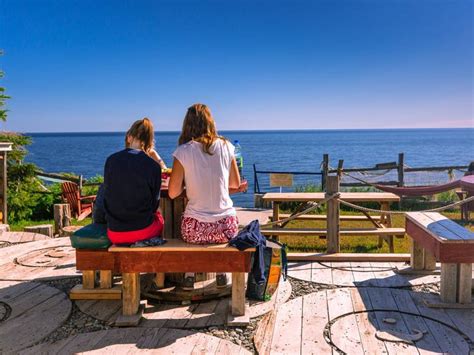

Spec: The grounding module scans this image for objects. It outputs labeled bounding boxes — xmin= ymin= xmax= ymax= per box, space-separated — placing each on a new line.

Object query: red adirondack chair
xmin=61 ymin=181 xmax=96 ymax=221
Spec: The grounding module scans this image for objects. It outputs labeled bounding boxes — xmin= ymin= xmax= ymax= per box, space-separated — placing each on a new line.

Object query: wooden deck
xmin=0 ymin=280 xmax=72 ymax=353
xmin=288 ymin=261 xmax=444 ymax=287
xmin=76 ymin=278 xmax=291 ymax=327
xmin=0 ymin=231 xmax=50 ymax=247
xmin=21 ymin=328 xmax=251 ymax=354
xmin=255 ymin=287 xmax=473 ymax=354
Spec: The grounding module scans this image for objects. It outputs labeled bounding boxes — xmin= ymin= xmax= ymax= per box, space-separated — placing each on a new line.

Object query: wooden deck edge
xmin=114 ymin=303 xmax=145 ymax=327
xmin=423 ymin=299 xmax=474 ymax=309
xmin=287 ymin=253 xmax=411 ymax=262
xmin=227 ymin=301 xmax=250 ymax=327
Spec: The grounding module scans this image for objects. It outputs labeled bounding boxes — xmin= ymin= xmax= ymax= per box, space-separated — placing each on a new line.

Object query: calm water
xmin=25 ymin=129 xmax=473 ymax=207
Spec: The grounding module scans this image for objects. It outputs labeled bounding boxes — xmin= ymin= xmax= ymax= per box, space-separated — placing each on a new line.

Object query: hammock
xmin=374 ymin=175 xmax=474 ymax=197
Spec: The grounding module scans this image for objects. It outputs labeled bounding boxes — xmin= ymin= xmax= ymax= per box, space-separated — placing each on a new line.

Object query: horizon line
xmin=19 ymin=126 xmax=474 ymax=134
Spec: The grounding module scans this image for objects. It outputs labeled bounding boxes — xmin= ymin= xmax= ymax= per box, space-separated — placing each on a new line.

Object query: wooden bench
xmin=406 ymin=212 xmax=474 ymax=305
xmin=70 ymin=240 xmax=254 ymax=326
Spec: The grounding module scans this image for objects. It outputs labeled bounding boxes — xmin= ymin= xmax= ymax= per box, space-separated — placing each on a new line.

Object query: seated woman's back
xmin=174 ymin=138 xmax=234 ymax=222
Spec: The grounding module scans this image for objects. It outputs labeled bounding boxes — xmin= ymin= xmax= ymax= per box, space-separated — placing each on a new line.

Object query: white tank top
xmin=173 ymin=139 xmax=236 ymax=223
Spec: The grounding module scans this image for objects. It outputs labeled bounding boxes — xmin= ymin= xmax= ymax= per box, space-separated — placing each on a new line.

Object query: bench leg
xmin=231 ymin=272 xmax=245 ymax=316
xmin=440 ymin=263 xmax=458 ymax=303
xmin=122 ymin=272 xmax=140 ymax=316
xmin=423 ymin=250 xmax=437 ymax=271
xmin=458 ymin=263 xmax=472 ymax=304
xmin=410 ymin=240 xmax=425 ymax=271
xmin=82 ymin=270 xmax=95 ymax=289
xmin=100 ymin=270 xmax=113 ymax=289
xmin=154 ymin=272 xmax=165 ymax=289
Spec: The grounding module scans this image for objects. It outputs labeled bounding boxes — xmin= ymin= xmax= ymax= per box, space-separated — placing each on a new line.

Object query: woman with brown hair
xmin=104 ymin=118 xmax=164 ymax=245
xmin=168 ymin=104 xmax=247 ymax=289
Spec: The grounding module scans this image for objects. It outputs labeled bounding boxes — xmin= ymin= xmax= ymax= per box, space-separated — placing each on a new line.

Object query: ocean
xmin=25 ymin=129 xmax=473 ymax=207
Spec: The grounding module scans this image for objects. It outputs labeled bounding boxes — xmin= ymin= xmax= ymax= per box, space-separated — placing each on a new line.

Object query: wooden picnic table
xmin=262 ymin=192 xmax=402 ymax=252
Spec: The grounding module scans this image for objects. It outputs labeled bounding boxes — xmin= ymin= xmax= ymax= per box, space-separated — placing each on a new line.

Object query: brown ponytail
xmin=125 ymin=118 xmax=155 ymax=153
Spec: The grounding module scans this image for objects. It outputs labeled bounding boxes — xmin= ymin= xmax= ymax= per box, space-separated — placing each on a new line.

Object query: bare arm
xmin=148 ymin=149 xmax=167 ymax=170
xmin=229 ymin=158 xmax=241 ymax=190
xmin=168 ymin=158 xmax=185 ymax=199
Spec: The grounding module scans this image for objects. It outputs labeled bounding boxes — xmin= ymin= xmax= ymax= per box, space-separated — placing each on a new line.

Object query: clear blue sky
xmin=0 ymin=0 xmax=472 ymax=132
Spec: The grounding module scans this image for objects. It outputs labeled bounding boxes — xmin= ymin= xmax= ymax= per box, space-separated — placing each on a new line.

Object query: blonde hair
xmin=178 ymin=104 xmax=224 ymax=155
xmin=125 ymin=118 xmax=155 ymax=153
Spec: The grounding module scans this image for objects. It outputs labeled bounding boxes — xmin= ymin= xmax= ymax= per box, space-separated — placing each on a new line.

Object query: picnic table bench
xmin=262 ymin=192 xmax=404 ymax=252
xmin=406 ymin=212 xmax=474 ymax=304
xmin=70 ymin=240 xmax=254 ymax=326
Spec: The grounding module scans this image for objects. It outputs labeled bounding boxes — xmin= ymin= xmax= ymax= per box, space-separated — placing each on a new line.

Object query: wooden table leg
xmin=380 ymin=202 xmax=394 ymax=253
xmin=440 ymin=263 xmax=457 ymax=303
xmin=227 ymin=272 xmax=249 ymax=326
xmin=458 ymin=263 xmax=472 ymax=304
xmin=154 ymin=272 xmax=165 ymax=289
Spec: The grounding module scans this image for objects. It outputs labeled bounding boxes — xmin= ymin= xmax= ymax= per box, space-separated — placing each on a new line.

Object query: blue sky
xmin=0 ymin=0 xmax=472 ymax=132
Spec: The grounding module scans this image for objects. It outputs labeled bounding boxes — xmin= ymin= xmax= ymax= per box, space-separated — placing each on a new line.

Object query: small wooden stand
xmin=24 ymin=224 xmax=53 ymax=238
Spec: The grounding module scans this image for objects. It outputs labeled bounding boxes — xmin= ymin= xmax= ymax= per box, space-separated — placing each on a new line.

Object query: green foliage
xmin=0 ymin=50 xmax=10 ymax=122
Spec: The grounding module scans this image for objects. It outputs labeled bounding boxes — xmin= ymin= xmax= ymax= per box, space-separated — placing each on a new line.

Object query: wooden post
xmin=423 ymin=250 xmax=437 ymax=271
xmin=122 ymin=272 xmax=140 ymax=316
xmin=440 ymin=263 xmax=457 ymax=303
xmin=82 ymin=270 xmax=95 ymax=289
xmin=231 ymin=272 xmax=245 ymax=316
xmin=99 ymin=270 xmax=113 ymax=289
xmin=397 ymin=153 xmax=405 ymax=187
xmin=380 ymin=202 xmax=394 ymax=253
xmin=410 ymin=240 xmax=425 ymax=270
xmin=326 ymin=175 xmax=340 ymax=254
xmin=54 ymin=203 xmax=71 ymax=237
xmin=337 ymin=159 xmax=344 ymax=177
xmin=154 ymin=273 xmax=165 ymax=289
xmin=321 ymin=154 xmax=329 ymax=191
xmin=457 ymin=263 xmax=472 ymax=304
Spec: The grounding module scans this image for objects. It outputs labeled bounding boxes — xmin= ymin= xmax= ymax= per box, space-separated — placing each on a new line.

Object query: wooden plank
xmin=278 ymin=213 xmax=382 ymax=221
xmin=109 ymin=239 xmax=255 ymax=252
xmin=231 ymin=272 xmax=245 ymax=316
xmin=114 ymin=251 xmax=253 ymax=273
xmin=423 ymin=212 xmax=474 ymax=241
xmin=330 ymin=262 xmax=354 ymax=286
xmin=302 ymin=290 xmax=333 ymax=354
xmin=227 ymin=301 xmax=250 ymax=327
xmin=440 ymin=263 xmax=458 ymax=303
xmin=288 ymin=261 xmax=312 ymax=281
xmin=327 ymin=288 xmax=364 ymax=354
xmin=271 ymin=297 xmax=303 ymax=354
xmin=288 ymin=253 xmax=410 ymax=262
xmin=350 ymin=287 xmax=388 ymax=354
xmin=263 ymin=192 xmax=400 ymax=202
xmin=389 ymin=288 xmax=443 ymax=354
xmin=121 ymin=272 xmax=140 ymax=316
xmin=69 ymin=285 xmax=121 ymax=300
xmin=365 ymin=287 xmax=419 ymax=354
xmin=261 ymin=227 xmax=406 ymax=236
xmin=457 ymin=263 xmax=472 ymax=304
xmin=406 ymin=212 xmax=468 ymax=242
xmin=444 ymin=307 xmax=474 ymax=342
xmin=311 ymin=261 xmax=333 ymax=285
xmin=206 ymin=298 xmax=228 ymax=326
xmin=350 ymin=261 xmax=378 ymax=287
xmin=411 ymin=292 xmax=470 ymax=354
xmin=185 ymin=300 xmax=219 ymax=329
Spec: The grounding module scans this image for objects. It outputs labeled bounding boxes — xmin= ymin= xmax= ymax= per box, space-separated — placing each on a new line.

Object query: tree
xmin=0 ymin=50 xmax=10 ymax=122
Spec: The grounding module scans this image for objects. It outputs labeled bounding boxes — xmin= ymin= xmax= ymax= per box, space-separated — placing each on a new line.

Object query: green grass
xmin=279 ymin=211 xmax=473 ymax=253
xmin=9 ymin=217 xmax=92 ymax=231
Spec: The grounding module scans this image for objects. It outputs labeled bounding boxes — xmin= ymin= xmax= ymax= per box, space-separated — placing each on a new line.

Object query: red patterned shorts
xmin=181 ymin=216 xmax=239 ymax=244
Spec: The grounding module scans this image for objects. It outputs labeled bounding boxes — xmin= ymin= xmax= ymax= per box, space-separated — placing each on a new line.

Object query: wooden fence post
xmin=326 ymin=175 xmax=340 ymax=254
xmin=397 ymin=153 xmax=405 ymax=187
xmin=321 ymin=154 xmax=329 ymax=191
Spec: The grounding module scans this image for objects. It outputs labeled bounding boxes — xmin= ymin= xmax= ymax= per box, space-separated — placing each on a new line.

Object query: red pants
xmin=107 ymin=211 xmax=164 ymax=245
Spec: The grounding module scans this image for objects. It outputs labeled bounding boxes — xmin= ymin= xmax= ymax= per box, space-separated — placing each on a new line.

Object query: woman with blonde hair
xmin=168 ymin=104 xmax=247 ymax=289
xmin=104 ymin=118 xmax=164 ymax=245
